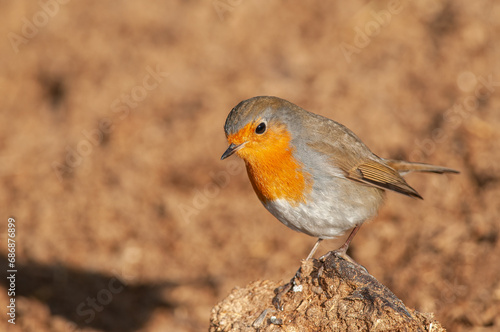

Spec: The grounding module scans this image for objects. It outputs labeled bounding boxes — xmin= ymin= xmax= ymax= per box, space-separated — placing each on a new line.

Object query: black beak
xmin=221 ymin=143 xmax=245 ymax=160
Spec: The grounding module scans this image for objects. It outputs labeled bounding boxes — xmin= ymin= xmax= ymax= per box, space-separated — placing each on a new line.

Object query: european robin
xmin=221 ymin=96 xmax=458 ymax=265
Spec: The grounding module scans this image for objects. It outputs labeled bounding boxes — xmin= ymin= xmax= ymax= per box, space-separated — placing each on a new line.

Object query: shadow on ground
xmin=1 ymin=254 xmax=208 ymax=331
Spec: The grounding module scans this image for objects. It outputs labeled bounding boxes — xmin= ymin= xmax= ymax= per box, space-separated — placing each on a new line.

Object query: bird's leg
xmin=320 ymin=225 xmax=368 ymax=272
xmin=305 ymin=238 xmax=323 ymax=261
xmin=333 ymin=225 xmax=361 ymax=257
xmin=272 ymin=238 xmax=323 ymax=310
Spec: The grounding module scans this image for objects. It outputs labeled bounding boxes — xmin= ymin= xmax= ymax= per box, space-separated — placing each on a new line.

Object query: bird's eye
xmin=255 ymin=122 xmax=266 ymax=134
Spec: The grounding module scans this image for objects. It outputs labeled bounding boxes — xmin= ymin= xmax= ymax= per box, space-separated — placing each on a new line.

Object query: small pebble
xmin=252 ymin=309 xmax=268 ymax=327
xmin=269 ymin=316 xmax=283 ymax=325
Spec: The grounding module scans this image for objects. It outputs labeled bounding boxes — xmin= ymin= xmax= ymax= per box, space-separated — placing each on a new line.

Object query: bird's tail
xmin=385 ymin=159 xmax=460 ymax=175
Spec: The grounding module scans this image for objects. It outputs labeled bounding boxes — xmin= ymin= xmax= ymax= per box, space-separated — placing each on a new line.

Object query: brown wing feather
xmin=347 ymin=160 xmax=423 ymax=199
xmin=385 ymin=159 xmax=459 ymax=175
xmin=306 ymin=137 xmax=426 ymax=199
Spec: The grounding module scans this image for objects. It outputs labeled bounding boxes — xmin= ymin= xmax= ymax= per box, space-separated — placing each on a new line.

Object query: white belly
xmin=262 ymin=181 xmax=384 ymax=239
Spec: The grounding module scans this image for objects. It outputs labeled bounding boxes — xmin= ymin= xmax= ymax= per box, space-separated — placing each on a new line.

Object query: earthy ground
xmin=210 ymin=256 xmax=446 ymax=331
xmin=0 ymin=1 xmax=499 ymax=331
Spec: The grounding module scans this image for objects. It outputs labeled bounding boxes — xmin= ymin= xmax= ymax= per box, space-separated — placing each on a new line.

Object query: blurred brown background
xmin=1 ymin=1 xmax=499 ymax=331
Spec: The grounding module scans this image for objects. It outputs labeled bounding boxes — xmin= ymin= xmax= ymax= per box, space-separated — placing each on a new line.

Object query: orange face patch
xmin=227 ymin=121 xmax=312 ymax=205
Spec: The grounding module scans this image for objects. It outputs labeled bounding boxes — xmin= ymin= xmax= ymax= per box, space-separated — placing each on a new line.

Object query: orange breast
xmin=232 ymin=125 xmax=313 ymax=205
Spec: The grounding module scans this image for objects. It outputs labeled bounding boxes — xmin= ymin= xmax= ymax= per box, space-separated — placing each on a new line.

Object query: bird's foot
xmin=272 ymin=281 xmax=292 ymax=311
xmin=320 ymin=249 xmax=369 ymax=274
xmin=272 ymin=259 xmax=315 ymax=310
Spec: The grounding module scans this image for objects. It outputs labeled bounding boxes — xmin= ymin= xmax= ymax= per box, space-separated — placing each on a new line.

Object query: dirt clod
xmin=210 ymin=254 xmax=445 ymax=331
